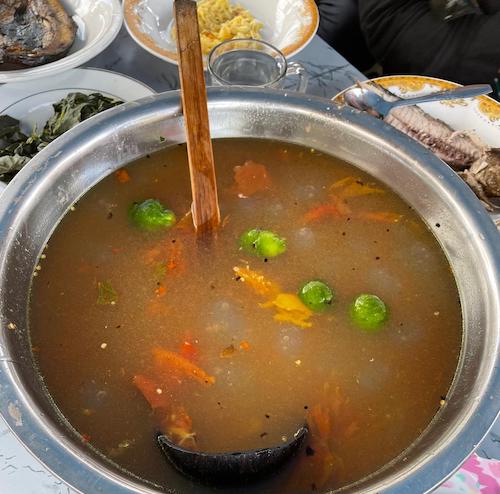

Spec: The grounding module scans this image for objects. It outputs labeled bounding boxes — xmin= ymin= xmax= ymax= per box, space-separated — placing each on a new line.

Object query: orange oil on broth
xmin=30 ymin=139 xmax=462 ymax=493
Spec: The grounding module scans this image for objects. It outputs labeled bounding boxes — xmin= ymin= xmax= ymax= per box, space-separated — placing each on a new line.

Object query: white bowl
xmin=123 ymin=0 xmax=318 ymax=65
xmin=0 ymin=0 xmax=123 ymax=84
xmin=0 ymin=68 xmax=155 ymax=132
xmin=0 ymin=68 xmax=155 ymax=192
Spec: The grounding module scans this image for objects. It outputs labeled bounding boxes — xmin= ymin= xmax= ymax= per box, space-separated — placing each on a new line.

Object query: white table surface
xmin=0 ymin=26 xmax=498 ymax=494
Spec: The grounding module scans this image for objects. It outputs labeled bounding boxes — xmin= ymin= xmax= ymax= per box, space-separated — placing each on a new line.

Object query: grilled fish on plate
xmin=0 ymin=0 xmax=77 ymax=69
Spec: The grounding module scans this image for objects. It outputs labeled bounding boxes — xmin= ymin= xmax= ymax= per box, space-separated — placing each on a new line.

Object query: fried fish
xmin=0 ymin=0 xmax=77 ymax=69
xmin=360 ymin=81 xmax=500 ymax=209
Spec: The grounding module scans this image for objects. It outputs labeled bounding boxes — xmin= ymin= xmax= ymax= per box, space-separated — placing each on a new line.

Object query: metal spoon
xmin=344 ymin=84 xmax=492 ymax=118
xmin=158 ymin=424 xmax=308 ymax=485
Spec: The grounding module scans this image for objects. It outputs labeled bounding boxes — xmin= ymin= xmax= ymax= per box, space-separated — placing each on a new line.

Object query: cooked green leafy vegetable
xmin=299 ymin=280 xmax=334 ymax=312
xmin=350 ymin=294 xmax=388 ymax=331
xmin=239 ymin=228 xmax=287 ymax=258
xmin=97 ymin=281 xmax=118 ymax=305
xmin=0 ymin=116 xmax=38 ymax=180
xmin=0 ymin=93 xmax=123 ymax=182
xmin=129 ymin=199 xmax=176 ymax=231
xmin=44 ymin=93 xmax=123 ymax=138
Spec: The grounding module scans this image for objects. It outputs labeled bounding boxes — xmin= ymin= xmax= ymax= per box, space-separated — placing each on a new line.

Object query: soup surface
xmin=30 ymin=139 xmax=462 ymax=493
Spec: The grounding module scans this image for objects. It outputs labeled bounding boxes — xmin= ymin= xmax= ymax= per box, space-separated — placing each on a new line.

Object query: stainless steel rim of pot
xmin=0 ymin=87 xmax=498 ymax=494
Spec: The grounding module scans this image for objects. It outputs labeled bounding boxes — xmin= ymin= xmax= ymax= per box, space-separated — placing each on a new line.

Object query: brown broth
xmin=29 ymin=139 xmax=462 ymax=493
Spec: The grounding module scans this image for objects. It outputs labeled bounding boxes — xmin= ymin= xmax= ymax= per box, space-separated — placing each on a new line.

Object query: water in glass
xmin=211 ymin=50 xmax=284 ymax=86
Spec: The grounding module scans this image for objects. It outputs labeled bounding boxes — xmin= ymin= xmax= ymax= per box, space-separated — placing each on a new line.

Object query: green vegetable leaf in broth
xmin=97 ymin=281 xmax=118 ymax=305
xmin=153 ymin=263 xmax=167 ymax=283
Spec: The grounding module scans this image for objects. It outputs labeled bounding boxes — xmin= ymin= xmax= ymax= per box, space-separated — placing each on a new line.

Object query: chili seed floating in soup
xmin=29 ymin=139 xmax=462 ymax=493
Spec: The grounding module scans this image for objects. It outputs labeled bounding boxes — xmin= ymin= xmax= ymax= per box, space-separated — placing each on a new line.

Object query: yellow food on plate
xmin=173 ymin=0 xmax=264 ymax=55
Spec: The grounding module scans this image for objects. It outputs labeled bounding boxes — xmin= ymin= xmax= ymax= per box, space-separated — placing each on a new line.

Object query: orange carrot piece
xmin=180 ymin=340 xmax=198 ymax=361
xmin=285 ymin=438 xmax=338 ymax=491
xmin=329 ymin=177 xmax=353 ymax=190
xmin=260 ymin=293 xmax=313 ymax=328
xmin=155 ymin=284 xmax=167 ymax=297
xmin=330 ymin=194 xmax=352 ymax=216
xmin=309 ymin=403 xmax=333 ymax=439
xmin=160 ymin=405 xmax=196 ymax=447
xmin=330 ymin=177 xmax=383 ymax=198
xmin=239 ymin=340 xmax=251 ymax=351
xmin=166 ymin=242 xmax=185 ymax=273
xmin=134 ymin=375 xmax=196 ymax=444
xmin=233 ymin=266 xmax=281 ymax=298
xmin=132 ymin=374 xmax=170 ymax=410
xmin=232 ymin=160 xmax=272 ymax=198
xmin=357 ymin=211 xmax=403 ymax=223
xmin=153 ymin=347 xmax=215 ymax=385
xmin=142 ymin=238 xmax=185 ymax=275
xmin=234 ymin=266 xmax=313 ymax=328
xmin=303 ymin=203 xmax=341 ymax=224
xmin=115 ymin=169 xmax=131 ymax=183
xmin=286 ymin=385 xmax=356 ymax=491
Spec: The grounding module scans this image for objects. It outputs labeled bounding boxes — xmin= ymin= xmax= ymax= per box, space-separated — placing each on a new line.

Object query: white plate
xmin=0 ymin=68 xmax=155 ymax=134
xmin=123 ymin=0 xmax=318 ymax=65
xmin=0 ymin=0 xmax=123 ymax=84
xmin=333 ymin=75 xmax=500 ymax=148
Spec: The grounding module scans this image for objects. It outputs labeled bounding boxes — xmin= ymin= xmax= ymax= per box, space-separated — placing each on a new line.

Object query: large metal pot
xmin=0 ymin=88 xmax=498 ymax=494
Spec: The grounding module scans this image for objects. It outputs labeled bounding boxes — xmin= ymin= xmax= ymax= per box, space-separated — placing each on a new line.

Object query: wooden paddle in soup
xmin=174 ymin=0 xmax=221 ymax=234
xmin=156 ymin=1 xmax=308 ymax=483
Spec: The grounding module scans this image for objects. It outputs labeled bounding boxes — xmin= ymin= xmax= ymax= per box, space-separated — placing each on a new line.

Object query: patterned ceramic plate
xmin=333 ymin=75 xmax=500 ymax=148
xmin=123 ymin=0 xmax=319 ymax=65
xmin=334 ymin=75 xmax=500 ymax=226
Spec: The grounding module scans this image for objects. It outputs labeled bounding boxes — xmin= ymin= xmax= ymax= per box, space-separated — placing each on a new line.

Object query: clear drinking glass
xmin=208 ymin=39 xmax=308 ymax=92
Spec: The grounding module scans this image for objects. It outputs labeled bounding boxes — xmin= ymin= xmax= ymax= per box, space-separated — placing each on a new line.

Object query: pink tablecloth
xmin=435 ymin=455 xmax=500 ymax=494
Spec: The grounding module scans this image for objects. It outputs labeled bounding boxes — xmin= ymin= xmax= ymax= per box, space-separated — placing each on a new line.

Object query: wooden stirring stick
xmin=174 ymin=0 xmax=221 ymax=234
